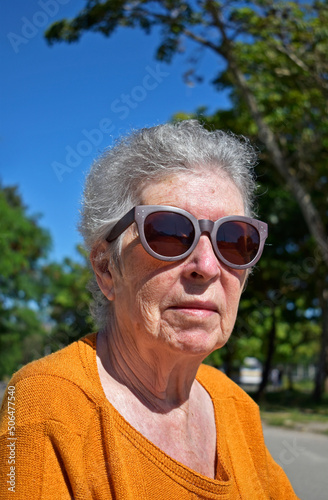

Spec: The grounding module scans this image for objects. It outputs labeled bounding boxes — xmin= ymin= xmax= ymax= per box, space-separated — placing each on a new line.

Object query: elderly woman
xmin=0 ymin=120 xmax=299 ymax=499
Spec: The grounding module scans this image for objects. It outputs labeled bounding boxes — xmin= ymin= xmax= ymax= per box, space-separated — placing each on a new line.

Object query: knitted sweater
xmin=0 ymin=333 xmax=299 ymax=499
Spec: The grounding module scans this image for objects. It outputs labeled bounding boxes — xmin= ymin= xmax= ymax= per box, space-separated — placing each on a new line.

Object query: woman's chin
xmin=159 ymin=327 xmax=229 ymax=358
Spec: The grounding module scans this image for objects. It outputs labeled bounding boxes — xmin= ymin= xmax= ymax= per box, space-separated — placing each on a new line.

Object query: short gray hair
xmin=79 ymin=120 xmax=258 ymax=329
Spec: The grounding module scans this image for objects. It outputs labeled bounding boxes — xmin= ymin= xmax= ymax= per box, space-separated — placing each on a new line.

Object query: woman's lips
xmin=169 ymin=302 xmax=218 ymax=317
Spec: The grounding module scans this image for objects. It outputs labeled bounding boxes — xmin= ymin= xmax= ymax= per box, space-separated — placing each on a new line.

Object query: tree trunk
xmin=286 ymin=365 xmax=294 ymax=391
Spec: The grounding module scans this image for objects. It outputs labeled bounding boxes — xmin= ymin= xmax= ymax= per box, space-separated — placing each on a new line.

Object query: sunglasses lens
xmin=217 ymin=221 xmax=260 ymax=266
xmin=144 ymin=212 xmax=195 ymax=257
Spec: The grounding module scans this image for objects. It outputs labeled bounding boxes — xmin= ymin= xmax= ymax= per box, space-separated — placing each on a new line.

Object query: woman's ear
xmin=90 ymin=242 xmax=115 ymax=301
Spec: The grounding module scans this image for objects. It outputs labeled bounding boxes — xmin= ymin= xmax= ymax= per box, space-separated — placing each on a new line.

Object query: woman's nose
xmin=183 ymin=234 xmax=220 ymax=281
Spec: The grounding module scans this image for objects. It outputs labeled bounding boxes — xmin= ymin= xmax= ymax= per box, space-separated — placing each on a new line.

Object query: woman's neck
xmin=97 ymin=326 xmax=203 ymax=413
xmin=96 ymin=327 xmax=217 ymax=479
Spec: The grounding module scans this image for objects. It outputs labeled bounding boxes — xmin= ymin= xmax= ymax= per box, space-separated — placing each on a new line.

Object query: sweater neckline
xmin=78 ymin=332 xmax=233 ymax=496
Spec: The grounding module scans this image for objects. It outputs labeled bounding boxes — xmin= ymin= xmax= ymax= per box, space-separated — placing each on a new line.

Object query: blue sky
xmin=1 ymin=0 xmax=229 ymax=262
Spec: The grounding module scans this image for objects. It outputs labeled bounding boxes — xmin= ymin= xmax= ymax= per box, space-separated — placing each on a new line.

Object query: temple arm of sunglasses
xmin=106 ymin=208 xmax=135 ymax=242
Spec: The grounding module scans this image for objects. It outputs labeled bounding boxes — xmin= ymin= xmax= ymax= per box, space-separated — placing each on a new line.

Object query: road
xmin=263 ymin=424 xmax=328 ymax=500
xmin=1 ymin=382 xmax=327 ymax=499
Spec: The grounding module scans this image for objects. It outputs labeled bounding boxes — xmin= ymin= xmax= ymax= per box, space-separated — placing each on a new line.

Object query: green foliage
xmin=45 ymin=0 xmax=196 ymax=54
xmin=43 ymin=245 xmax=95 ymax=352
xmin=0 ymin=185 xmax=95 ymax=379
xmin=0 ymin=184 xmax=51 ymax=378
xmin=219 ymin=2 xmax=328 ymax=178
xmin=0 ymin=186 xmax=50 ymax=283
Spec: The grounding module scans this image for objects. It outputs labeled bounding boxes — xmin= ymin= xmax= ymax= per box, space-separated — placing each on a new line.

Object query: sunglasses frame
xmin=106 ymin=205 xmax=268 ymax=269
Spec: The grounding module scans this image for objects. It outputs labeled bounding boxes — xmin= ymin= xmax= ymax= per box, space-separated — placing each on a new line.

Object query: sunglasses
xmin=106 ymin=205 xmax=268 ymax=270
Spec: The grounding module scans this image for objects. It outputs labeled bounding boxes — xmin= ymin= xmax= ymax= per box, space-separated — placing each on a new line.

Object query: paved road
xmin=263 ymin=424 xmax=328 ymax=500
xmin=1 ymin=382 xmax=327 ymax=499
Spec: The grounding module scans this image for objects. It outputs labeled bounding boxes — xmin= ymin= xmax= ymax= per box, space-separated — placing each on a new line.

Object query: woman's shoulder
xmin=11 ymin=332 xmax=97 ymax=383
xmin=197 ymin=363 xmax=257 ymax=405
xmin=0 ymin=333 xmax=100 ymax=434
xmin=4 ymin=333 xmax=99 ymax=412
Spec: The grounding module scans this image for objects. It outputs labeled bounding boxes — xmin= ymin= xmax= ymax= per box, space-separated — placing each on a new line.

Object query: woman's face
xmin=106 ymin=170 xmax=247 ymax=360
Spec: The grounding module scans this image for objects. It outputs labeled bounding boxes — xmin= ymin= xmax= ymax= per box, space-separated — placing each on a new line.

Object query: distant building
xmin=240 ymin=357 xmax=262 ymax=385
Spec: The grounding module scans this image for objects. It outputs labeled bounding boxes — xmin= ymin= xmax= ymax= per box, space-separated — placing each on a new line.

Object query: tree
xmin=45 ymin=0 xmax=328 ymax=399
xmin=43 ymin=245 xmax=95 ymax=353
xmin=0 ymin=184 xmax=96 ymax=379
xmin=0 ymin=184 xmax=51 ymax=378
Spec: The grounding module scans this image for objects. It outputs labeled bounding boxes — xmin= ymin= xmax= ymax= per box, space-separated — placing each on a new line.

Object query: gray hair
xmin=79 ymin=119 xmax=258 ymax=329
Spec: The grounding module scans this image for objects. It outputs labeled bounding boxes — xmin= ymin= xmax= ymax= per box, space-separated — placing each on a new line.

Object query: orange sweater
xmin=0 ymin=333 xmax=299 ymax=499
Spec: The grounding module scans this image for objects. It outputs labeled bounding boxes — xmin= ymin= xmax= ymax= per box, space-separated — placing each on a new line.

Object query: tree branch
xmin=182 ymin=28 xmax=221 ymax=53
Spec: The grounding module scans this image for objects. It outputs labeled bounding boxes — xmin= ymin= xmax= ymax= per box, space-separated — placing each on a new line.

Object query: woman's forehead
xmin=140 ymin=170 xmax=245 ymax=218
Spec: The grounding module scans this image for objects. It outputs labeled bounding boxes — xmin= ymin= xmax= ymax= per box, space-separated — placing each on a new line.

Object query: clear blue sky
xmin=1 ymin=0 xmax=229 ymax=262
